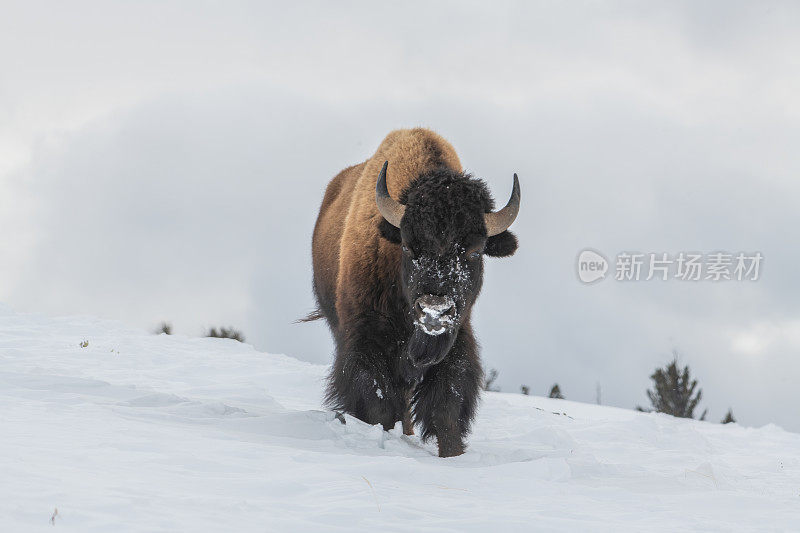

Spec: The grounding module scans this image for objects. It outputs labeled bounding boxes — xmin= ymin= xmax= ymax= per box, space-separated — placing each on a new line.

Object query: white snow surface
xmin=1 ymin=306 xmax=799 ymax=532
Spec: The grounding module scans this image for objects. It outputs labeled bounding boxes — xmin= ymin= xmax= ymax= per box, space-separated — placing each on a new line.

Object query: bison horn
xmin=375 ymin=161 xmax=405 ymax=228
xmin=485 ymin=174 xmax=521 ymax=237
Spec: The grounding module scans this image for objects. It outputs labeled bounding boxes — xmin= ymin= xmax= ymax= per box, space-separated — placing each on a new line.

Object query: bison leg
xmin=413 ymin=335 xmax=482 ymax=457
xmin=402 ymin=388 xmax=415 ymax=436
xmin=326 ymin=349 xmax=405 ymax=432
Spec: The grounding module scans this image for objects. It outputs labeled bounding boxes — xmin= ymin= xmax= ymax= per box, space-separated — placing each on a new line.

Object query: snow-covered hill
xmin=1 ymin=306 xmax=798 ymax=532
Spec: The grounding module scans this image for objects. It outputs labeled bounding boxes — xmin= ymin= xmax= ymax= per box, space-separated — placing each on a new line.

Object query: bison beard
xmin=406 ymin=327 xmax=457 ymax=369
xmin=309 ymin=129 xmax=519 ymax=457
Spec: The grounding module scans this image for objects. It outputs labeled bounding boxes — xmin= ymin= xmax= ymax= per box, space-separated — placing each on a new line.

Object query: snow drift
xmin=1 ymin=305 xmax=798 ymax=531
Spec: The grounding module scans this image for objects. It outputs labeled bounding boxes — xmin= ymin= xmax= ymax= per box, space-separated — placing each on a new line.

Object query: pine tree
xmin=520 ymin=385 xmax=530 ymax=395
xmin=549 ymin=384 xmax=564 ymax=399
xmin=721 ymin=408 xmax=736 ymax=424
xmin=155 ymin=322 xmax=172 ymax=335
xmin=638 ymin=353 xmax=707 ymax=420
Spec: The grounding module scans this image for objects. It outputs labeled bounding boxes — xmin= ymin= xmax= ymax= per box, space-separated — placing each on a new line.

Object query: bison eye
xmin=401 ymin=244 xmax=413 ymax=257
xmin=468 ymin=251 xmax=482 ymax=261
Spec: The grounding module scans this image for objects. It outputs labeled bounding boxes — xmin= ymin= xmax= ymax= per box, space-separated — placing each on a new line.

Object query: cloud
xmin=2 ymin=1 xmax=800 ymax=430
xmin=730 ymin=320 xmax=800 ymax=357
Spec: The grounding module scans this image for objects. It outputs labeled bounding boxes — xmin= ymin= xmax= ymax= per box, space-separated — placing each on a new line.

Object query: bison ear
xmin=485 ymin=230 xmax=517 ymax=257
xmin=378 ymin=218 xmax=402 ymax=244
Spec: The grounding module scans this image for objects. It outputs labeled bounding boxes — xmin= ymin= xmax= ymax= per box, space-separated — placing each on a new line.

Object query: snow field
xmin=1 ymin=306 xmax=798 ymax=531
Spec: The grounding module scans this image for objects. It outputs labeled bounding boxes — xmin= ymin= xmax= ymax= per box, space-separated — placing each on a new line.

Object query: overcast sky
xmin=2 ymin=1 xmax=799 ymax=430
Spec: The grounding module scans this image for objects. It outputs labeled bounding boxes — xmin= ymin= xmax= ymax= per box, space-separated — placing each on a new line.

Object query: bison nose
xmin=414 ymin=295 xmax=456 ymax=335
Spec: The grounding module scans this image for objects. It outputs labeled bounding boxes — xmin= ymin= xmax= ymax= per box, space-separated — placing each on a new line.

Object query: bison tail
xmin=295 ymin=309 xmax=325 ymax=323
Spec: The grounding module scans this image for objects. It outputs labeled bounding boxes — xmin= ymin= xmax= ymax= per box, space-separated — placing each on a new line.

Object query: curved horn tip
xmin=376 ymin=161 xmax=389 ymax=193
xmin=484 ymin=173 xmax=521 ymax=237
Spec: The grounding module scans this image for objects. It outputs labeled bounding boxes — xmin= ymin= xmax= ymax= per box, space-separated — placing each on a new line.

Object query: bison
xmin=308 ymin=128 xmax=520 ymax=457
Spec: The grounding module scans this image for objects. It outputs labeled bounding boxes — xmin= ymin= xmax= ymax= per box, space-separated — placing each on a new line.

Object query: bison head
xmin=376 ymin=161 xmax=520 ymax=368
